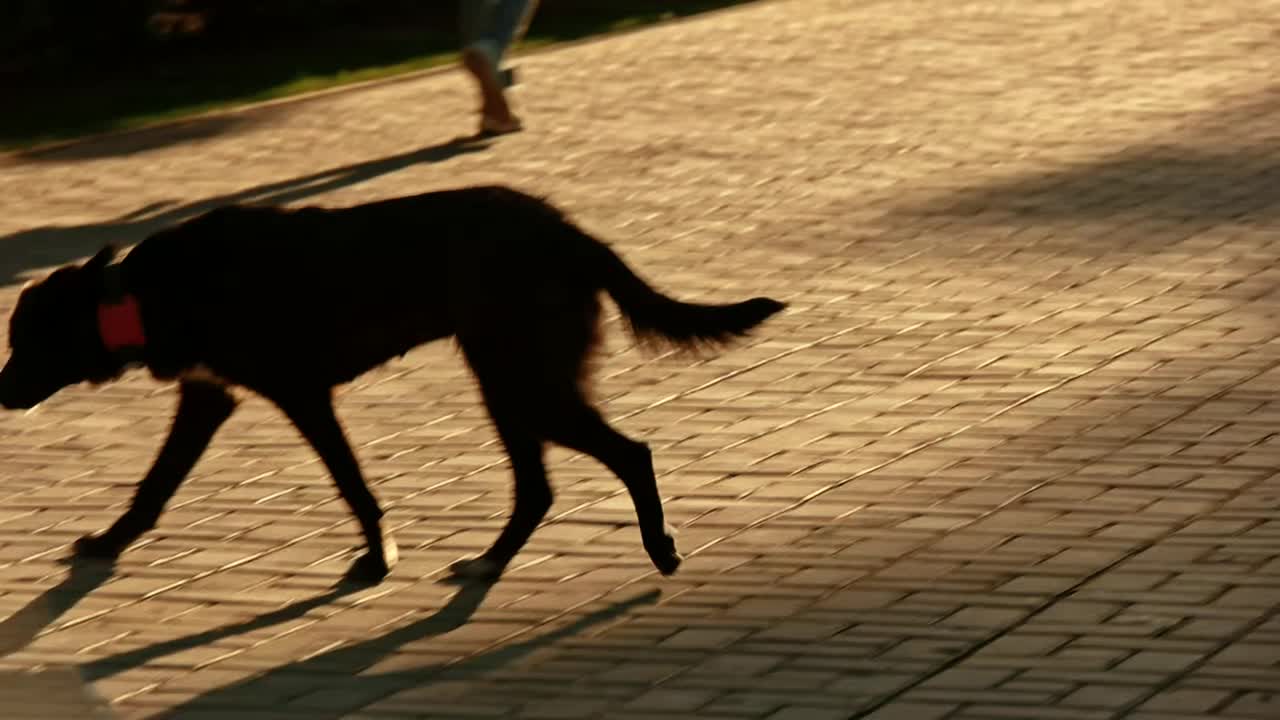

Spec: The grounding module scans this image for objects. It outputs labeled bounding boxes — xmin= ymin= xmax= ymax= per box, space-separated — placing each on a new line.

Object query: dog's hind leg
xmin=543 ymin=396 xmax=682 ymax=576
xmin=449 ymin=388 xmax=550 ymax=582
xmin=74 ymin=380 xmax=237 ymax=561
xmin=452 ymin=284 xmax=679 ymax=579
xmin=450 ymin=300 xmax=583 ymax=583
xmin=269 ymin=391 xmax=395 ymax=584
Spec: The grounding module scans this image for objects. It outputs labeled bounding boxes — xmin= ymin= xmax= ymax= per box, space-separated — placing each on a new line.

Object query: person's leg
xmin=460 ymin=0 xmax=539 ymax=134
xmin=487 ymin=0 xmax=539 ymax=68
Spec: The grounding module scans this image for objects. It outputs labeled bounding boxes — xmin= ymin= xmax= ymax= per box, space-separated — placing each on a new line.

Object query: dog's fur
xmin=0 ymin=186 xmax=784 ymax=583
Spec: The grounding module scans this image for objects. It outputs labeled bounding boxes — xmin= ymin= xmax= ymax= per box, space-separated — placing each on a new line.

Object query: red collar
xmin=97 ymin=295 xmax=146 ymax=352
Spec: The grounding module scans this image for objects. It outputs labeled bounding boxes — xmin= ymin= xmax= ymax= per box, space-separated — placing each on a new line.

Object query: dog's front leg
xmin=270 ymin=391 xmax=396 ymax=584
xmin=75 ymin=380 xmax=237 ymax=560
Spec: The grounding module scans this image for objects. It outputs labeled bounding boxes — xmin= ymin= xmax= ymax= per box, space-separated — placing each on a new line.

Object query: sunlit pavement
xmin=1 ymin=1 xmax=1279 ymax=717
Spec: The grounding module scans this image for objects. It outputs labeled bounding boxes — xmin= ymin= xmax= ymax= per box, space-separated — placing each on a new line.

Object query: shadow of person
xmin=10 ymin=114 xmax=260 ymax=164
xmin=0 ymin=133 xmax=494 ymax=289
xmin=0 ymin=555 xmax=114 ymax=658
xmin=162 ymin=586 xmax=661 ymax=716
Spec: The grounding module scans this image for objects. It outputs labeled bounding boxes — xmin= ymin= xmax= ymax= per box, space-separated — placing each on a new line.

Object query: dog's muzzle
xmin=0 ymin=360 xmax=53 ymax=410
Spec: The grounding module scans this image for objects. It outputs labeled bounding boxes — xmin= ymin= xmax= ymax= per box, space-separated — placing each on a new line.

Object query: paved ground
xmin=1 ymin=0 xmax=1279 ymax=717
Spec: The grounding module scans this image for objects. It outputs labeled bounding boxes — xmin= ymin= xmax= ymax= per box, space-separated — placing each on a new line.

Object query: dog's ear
xmin=84 ymin=245 xmax=117 ymax=272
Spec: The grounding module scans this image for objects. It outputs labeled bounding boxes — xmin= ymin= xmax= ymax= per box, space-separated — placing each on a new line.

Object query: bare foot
xmin=462 ymin=44 xmax=522 ymax=136
xmin=480 ymin=113 xmax=523 ymax=136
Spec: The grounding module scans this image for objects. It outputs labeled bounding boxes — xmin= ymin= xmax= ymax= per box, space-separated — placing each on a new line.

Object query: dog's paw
xmin=344 ymin=548 xmax=394 ymax=585
xmin=72 ymin=533 xmax=123 ymax=561
xmin=644 ymin=525 xmax=683 ymax=577
xmin=448 ymin=555 xmax=504 ymax=583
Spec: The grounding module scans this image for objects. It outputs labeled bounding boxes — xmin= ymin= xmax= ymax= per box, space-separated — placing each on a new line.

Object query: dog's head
xmin=0 ymin=246 xmax=120 ymax=410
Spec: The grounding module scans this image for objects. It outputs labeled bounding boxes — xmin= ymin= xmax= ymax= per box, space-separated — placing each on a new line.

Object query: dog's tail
xmin=591 ymin=241 xmax=786 ymax=351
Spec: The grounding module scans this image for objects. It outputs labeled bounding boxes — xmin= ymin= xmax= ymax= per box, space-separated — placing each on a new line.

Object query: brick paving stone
xmin=765 ymin=708 xmax=851 ymax=720
xmin=2 ymin=0 xmax=1280 ymax=717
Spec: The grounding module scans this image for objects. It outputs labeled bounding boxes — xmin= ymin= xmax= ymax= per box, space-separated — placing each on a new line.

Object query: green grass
xmin=5 ymin=1 xmax=755 ymax=152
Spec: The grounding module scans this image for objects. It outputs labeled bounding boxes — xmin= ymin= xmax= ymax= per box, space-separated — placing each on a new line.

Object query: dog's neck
xmin=98 ymin=263 xmax=146 ymax=366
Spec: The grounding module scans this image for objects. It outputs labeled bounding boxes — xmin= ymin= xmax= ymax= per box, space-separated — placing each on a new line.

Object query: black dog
xmin=0 ymin=186 xmax=785 ymax=583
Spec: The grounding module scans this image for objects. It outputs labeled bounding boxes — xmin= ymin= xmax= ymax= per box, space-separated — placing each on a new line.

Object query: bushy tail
xmin=591 ymin=242 xmax=786 ymax=351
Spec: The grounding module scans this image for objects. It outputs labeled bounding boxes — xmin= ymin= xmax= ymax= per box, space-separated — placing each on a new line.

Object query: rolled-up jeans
xmin=460 ymin=0 xmax=539 ymax=84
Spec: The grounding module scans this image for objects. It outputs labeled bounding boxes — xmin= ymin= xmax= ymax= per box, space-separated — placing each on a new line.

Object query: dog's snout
xmin=0 ymin=387 xmax=25 ymax=411
xmin=0 ymin=361 xmax=42 ymax=411
xmin=0 ymin=369 xmax=13 ymax=410
xmin=0 ymin=389 xmax=27 ymax=411
xmin=0 ymin=389 xmax=40 ymax=411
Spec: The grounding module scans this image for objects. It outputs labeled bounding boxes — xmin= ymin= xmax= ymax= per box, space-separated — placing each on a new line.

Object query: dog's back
xmin=124 ymin=186 xmax=599 ymax=385
xmin=123 ymin=185 xmax=781 ymax=393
